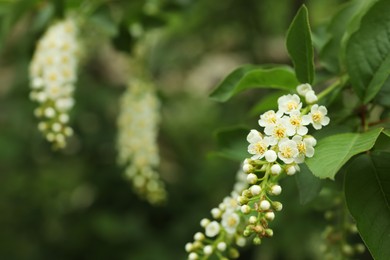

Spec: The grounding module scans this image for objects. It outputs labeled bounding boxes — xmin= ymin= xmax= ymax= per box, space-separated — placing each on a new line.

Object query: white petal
xmin=297 ymin=126 xmax=308 ymax=136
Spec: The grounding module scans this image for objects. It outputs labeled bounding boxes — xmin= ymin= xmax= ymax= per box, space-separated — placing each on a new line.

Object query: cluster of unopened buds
xmin=29 ymin=18 xmax=79 ymax=149
xmin=117 ymin=79 xmax=166 ymax=204
xmin=320 ymin=196 xmax=365 ymax=260
xmin=239 ymin=83 xmax=329 ymax=246
xmin=185 ymin=168 xmax=249 ymax=260
xmin=186 ymin=83 xmax=330 ymax=259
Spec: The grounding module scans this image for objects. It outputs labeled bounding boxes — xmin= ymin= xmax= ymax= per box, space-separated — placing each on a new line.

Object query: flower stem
xmin=317 ymin=75 xmax=348 ymax=101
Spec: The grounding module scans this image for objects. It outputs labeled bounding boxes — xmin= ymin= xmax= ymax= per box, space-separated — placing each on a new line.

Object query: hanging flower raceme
xmin=186 ymin=83 xmax=330 ymax=259
xmin=185 ymin=168 xmax=249 ymax=260
xmin=238 ymin=83 xmax=329 ymax=248
xmin=117 ymin=79 xmax=166 ymax=204
xmin=29 ymin=18 xmax=79 ymax=149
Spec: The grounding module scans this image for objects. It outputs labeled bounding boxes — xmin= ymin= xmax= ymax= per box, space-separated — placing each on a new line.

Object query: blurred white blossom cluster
xmin=117 ymin=80 xmax=166 ymax=204
xmin=186 ymin=84 xmax=330 ymax=259
xmin=29 ymin=18 xmax=79 ymax=148
xmin=185 ymin=168 xmax=249 ymax=260
xmin=239 ymin=83 xmax=329 ymax=247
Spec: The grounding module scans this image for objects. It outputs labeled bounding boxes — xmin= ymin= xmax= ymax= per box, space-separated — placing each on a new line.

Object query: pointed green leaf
xmin=345 ymin=0 xmax=390 ymax=103
xmin=305 ymin=128 xmax=382 ymax=179
xmin=286 ymin=5 xmax=314 ymax=84
xmin=295 ymin=163 xmax=322 ymax=204
xmin=320 ymin=0 xmax=365 ymax=73
xmin=209 ymin=65 xmax=299 ymax=102
xmin=345 ymin=152 xmax=390 ymax=260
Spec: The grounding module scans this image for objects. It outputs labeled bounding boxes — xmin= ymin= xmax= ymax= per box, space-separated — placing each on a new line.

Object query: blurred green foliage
xmin=1 ymin=0 xmax=373 ymax=259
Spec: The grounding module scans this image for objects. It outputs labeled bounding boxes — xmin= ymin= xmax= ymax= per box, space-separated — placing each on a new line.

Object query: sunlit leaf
xmin=305 ymin=127 xmax=382 ymax=179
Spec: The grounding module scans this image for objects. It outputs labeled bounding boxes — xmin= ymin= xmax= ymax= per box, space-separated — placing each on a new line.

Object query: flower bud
xmin=273 ymin=201 xmax=283 ymax=211
xmin=203 ymin=245 xmax=213 ymax=255
xmin=237 ymin=195 xmax=248 ymax=205
xmin=200 ymin=218 xmax=210 ymax=227
xmin=271 ymin=164 xmax=282 ymax=175
xmin=253 ymin=237 xmax=262 ymax=245
xmin=185 ymin=242 xmax=193 ymax=252
xmin=270 ymin=185 xmax=282 ymax=195
xmin=217 ymin=242 xmax=227 ymax=251
xmin=250 ymin=185 xmax=261 ymax=196
xmin=241 ymin=205 xmax=251 ymax=214
xmin=211 ymin=208 xmax=221 ymax=219
xmin=243 ymin=163 xmax=253 ymax=173
xmin=265 ymin=229 xmax=274 ymax=237
xmin=249 ymin=216 xmax=257 ymax=224
xmin=189 ymin=252 xmax=198 ymax=260
xmin=236 ymin=236 xmax=246 ymax=247
xmin=286 ymin=165 xmax=296 ymax=175
xmin=265 ymin=211 xmax=275 ymax=221
xmin=194 ymin=232 xmax=204 ymax=241
xmin=260 ymin=200 xmax=271 ymax=210
xmin=264 ymin=150 xmax=277 ymax=162
xmin=246 ymin=173 xmax=258 ymax=184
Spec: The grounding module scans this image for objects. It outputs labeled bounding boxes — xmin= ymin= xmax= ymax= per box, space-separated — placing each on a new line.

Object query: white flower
xmin=200 ymin=218 xmax=210 ymax=228
xmin=246 ymin=129 xmax=262 ymax=143
xmin=205 ymin=221 xmax=220 ymax=237
xmin=117 ymin=81 xmax=166 ymax=204
xmin=292 ymin=135 xmax=315 ymax=163
xmin=285 ymin=111 xmax=309 ymax=136
xmin=30 ymin=18 xmax=79 ymax=149
xmin=305 ymin=90 xmax=318 ymax=103
xmin=278 ymin=138 xmax=299 ymax=164
xmin=258 ymin=110 xmax=282 ymax=127
xmin=221 ymin=210 xmax=240 ymax=234
xmin=247 ymin=134 xmax=270 ymax=160
xmin=302 ymin=104 xmax=330 ymax=130
xmin=297 ymin=83 xmax=312 ymax=96
xmin=264 ymin=117 xmax=295 ymax=145
xmin=277 ymin=94 xmax=302 ymax=114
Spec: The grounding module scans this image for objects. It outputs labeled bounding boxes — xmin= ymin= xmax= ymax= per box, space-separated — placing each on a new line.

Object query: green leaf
xmin=320 ymin=0 xmax=365 ymax=73
xmin=210 ymin=126 xmax=250 ymax=161
xmin=286 ymin=5 xmax=314 ymax=84
xmin=345 ymin=0 xmax=390 ymax=103
xmin=209 ymin=65 xmax=299 ymax=102
xmin=294 ymin=163 xmax=322 ymax=204
xmin=306 ymin=127 xmax=382 ymax=179
xmin=345 ymin=152 xmax=390 ymax=260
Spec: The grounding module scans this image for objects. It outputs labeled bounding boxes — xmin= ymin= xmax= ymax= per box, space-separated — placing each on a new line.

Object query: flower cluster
xmin=117 ymin=79 xmax=166 ymax=204
xmin=320 ymin=194 xmax=365 ymax=260
xmin=186 ymin=84 xmax=330 ymax=259
xmin=29 ymin=18 xmax=79 ymax=149
xmin=239 ymin=83 xmax=329 ymax=246
xmin=185 ymin=168 xmax=249 ymax=260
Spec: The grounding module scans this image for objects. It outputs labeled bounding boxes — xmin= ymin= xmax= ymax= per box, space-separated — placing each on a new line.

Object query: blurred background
xmin=0 ymin=0 xmax=368 ymax=259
